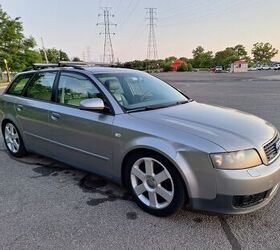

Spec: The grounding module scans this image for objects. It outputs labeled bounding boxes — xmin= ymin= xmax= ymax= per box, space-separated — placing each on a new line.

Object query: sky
xmin=1 ymin=0 xmax=280 ymax=62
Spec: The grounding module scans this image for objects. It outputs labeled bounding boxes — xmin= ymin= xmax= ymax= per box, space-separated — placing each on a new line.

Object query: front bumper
xmin=189 ymin=156 xmax=280 ymax=214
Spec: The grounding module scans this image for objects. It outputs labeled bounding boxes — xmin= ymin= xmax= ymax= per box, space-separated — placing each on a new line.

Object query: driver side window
xmin=58 ymin=72 xmax=100 ymax=107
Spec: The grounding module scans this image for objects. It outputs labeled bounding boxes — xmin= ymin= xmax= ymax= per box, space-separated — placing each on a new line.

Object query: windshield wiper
xmin=127 ymin=105 xmax=167 ymax=113
xmin=127 ymin=100 xmax=191 ymax=113
xmin=175 ymin=100 xmax=190 ymax=105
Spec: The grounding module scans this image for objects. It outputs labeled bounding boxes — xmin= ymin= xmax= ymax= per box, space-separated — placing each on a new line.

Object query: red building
xmin=170 ymin=59 xmax=187 ymax=71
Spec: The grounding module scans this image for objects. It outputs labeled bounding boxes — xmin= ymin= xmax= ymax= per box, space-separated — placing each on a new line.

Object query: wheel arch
xmin=1 ymin=116 xmax=27 ymax=147
xmin=1 ymin=116 xmax=22 ymax=133
xmin=1 ymin=118 xmax=14 ymax=133
xmin=121 ymin=147 xmax=189 ymax=200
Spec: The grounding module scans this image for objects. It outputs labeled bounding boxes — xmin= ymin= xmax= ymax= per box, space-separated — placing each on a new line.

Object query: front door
xmin=47 ymin=71 xmax=114 ymax=177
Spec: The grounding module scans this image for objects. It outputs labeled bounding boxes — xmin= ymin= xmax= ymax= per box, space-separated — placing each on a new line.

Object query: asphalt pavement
xmin=0 ymin=71 xmax=280 ymax=249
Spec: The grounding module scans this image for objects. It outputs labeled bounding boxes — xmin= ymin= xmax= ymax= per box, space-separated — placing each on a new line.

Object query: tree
xmin=231 ymin=44 xmax=247 ymax=58
xmin=162 ymin=62 xmax=172 ymax=72
xmin=214 ymin=47 xmax=239 ymax=69
xmin=187 ymin=63 xmax=193 ymax=72
xmin=191 ymin=46 xmax=213 ymax=68
xmin=0 ymin=6 xmax=42 ymax=71
xmin=252 ymin=42 xmax=278 ymax=64
xmin=72 ymin=57 xmax=81 ymax=62
xmin=165 ymin=56 xmax=176 ymax=62
xmin=213 ymin=45 xmax=251 ymax=68
xmin=40 ymin=48 xmax=69 ymax=63
xmin=192 ymin=46 xmax=204 ymax=58
xmin=179 ymin=57 xmax=188 ymax=63
xmin=59 ymin=50 xmax=69 ymax=61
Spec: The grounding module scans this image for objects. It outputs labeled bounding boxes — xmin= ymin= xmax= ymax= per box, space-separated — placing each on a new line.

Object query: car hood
xmin=130 ymin=101 xmax=276 ymax=151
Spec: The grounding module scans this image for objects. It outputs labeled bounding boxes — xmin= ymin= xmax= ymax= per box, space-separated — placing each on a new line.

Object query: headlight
xmin=210 ymin=149 xmax=262 ymax=170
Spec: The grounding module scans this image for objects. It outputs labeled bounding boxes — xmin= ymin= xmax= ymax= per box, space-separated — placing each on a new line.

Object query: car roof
xmin=18 ymin=66 xmax=139 ymax=76
xmin=85 ymin=67 xmax=139 ymax=74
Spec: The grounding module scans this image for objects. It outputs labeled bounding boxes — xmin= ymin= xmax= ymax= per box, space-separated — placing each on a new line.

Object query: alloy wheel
xmin=130 ymin=157 xmax=174 ymax=209
xmin=4 ymin=123 xmax=20 ymax=154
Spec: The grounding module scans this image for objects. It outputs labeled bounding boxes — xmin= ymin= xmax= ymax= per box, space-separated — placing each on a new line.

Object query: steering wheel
xmin=140 ymin=91 xmax=153 ymax=101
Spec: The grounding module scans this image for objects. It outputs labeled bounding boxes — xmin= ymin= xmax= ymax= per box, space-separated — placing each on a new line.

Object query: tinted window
xmin=26 ymin=72 xmax=56 ymax=101
xmin=58 ymin=72 xmax=100 ymax=107
xmin=7 ymin=74 xmax=33 ymax=96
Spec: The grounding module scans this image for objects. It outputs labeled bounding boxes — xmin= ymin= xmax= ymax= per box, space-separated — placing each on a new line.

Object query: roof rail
xmin=58 ymin=61 xmax=87 ymax=70
xmin=25 ymin=62 xmax=88 ymax=71
xmin=32 ymin=63 xmax=58 ymax=70
xmin=59 ymin=61 xmax=87 ymax=66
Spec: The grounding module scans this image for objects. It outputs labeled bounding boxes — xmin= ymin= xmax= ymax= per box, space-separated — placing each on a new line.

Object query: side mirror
xmin=79 ymin=98 xmax=105 ymax=111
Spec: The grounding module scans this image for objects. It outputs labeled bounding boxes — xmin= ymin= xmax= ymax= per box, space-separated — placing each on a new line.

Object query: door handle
xmin=51 ymin=112 xmax=61 ymax=121
xmin=16 ymin=105 xmax=23 ymax=112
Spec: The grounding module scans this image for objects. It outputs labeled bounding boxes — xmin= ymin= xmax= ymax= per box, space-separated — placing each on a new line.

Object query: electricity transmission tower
xmin=86 ymin=46 xmax=92 ymax=62
xmin=97 ymin=7 xmax=117 ymax=64
xmin=146 ymin=8 xmax=158 ymax=60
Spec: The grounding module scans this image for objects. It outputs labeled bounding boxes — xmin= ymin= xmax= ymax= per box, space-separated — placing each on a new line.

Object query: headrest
xmin=104 ymin=79 xmax=120 ymax=91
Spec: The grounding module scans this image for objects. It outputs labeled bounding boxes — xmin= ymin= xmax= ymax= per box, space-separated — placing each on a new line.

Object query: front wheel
xmin=125 ymin=152 xmax=186 ymax=217
xmin=2 ymin=121 xmax=27 ymax=157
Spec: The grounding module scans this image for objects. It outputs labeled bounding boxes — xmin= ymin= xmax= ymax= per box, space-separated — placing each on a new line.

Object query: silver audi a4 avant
xmin=1 ymin=64 xmax=280 ymax=216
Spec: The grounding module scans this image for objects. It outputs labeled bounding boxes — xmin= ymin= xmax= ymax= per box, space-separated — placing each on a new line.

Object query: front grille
xmin=264 ymin=135 xmax=280 ymax=163
xmin=233 ymin=191 xmax=268 ymax=208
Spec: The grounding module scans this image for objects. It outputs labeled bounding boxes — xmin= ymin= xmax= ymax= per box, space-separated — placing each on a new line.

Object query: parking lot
xmin=0 ymin=70 xmax=280 ymax=249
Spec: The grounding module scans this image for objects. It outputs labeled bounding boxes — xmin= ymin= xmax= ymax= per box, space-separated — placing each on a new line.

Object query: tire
xmin=2 ymin=121 xmax=27 ymax=157
xmin=124 ymin=151 xmax=186 ymax=217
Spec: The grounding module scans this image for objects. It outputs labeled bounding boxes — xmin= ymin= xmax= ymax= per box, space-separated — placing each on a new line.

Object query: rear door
xmin=47 ymin=71 xmax=114 ymax=176
xmin=15 ymin=71 xmax=58 ymax=154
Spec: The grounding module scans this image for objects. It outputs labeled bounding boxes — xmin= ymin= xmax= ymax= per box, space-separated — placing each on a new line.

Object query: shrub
xmin=177 ymin=63 xmax=188 ymax=72
xmin=163 ymin=63 xmax=172 ymax=72
xmin=187 ymin=63 xmax=193 ymax=72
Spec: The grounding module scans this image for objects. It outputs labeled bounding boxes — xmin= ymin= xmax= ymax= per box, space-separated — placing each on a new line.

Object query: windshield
xmin=94 ymin=71 xmax=189 ymax=111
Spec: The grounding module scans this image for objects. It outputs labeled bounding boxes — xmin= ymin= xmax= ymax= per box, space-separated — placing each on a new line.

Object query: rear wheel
xmin=125 ymin=151 xmax=186 ymax=217
xmin=2 ymin=121 xmax=27 ymax=157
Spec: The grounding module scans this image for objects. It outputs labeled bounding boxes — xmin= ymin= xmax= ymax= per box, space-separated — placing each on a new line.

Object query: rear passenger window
xmin=7 ymin=74 xmax=33 ymax=96
xmin=26 ymin=72 xmax=56 ymax=101
xmin=58 ymin=72 xmax=100 ymax=107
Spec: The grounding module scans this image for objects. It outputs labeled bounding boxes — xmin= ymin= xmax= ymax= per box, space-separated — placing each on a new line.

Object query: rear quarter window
xmin=6 ymin=74 xmax=33 ymax=96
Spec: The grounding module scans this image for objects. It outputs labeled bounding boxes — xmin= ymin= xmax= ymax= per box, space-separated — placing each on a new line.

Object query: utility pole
xmin=41 ymin=37 xmax=49 ymax=63
xmin=145 ymin=8 xmax=158 ymax=60
xmin=97 ymin=7 xmax=117 ymax=64
xmin=4 ymin=59 xmax=11 ymax=82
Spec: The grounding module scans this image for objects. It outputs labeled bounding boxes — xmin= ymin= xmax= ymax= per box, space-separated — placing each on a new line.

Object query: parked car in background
xmin=272 ymin=64 xmax=280 ymax=70
xmin=1 ymin=63 xmax=280 ymax=216
xmin=248 ymin=66 xmax=258 ymax=71
xmin=215 ymin=66 xmax=223 ymax=73
xmin=261 ymin=65 xmax=271 ymax=70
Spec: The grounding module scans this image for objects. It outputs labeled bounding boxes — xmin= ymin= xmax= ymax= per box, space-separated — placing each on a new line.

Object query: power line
xmin=118 ymin=0 xmax=139 ymax=29
xmin=97 ymin=7 xmax=117 ymax=63
xmin=117 ymin=0 xmax=134 ymax=26
xmin=145 ymin=8 xmax=158 ymax=60
xmin=159 ymin=0 xmax=252 ymax=28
